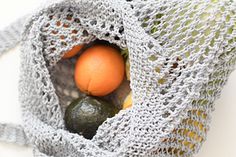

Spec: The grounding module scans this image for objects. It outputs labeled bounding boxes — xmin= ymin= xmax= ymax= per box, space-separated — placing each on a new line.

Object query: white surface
xmin=0 ymin=0 xmax=236 ymax=157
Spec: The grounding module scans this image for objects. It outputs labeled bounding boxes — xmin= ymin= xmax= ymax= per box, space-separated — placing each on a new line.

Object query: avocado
xmin=65 ymin=96 xmax=119 ymax=139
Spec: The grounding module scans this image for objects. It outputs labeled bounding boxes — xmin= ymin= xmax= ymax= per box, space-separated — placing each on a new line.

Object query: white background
xmin=0 ymin=0 xmax=235 ymax=157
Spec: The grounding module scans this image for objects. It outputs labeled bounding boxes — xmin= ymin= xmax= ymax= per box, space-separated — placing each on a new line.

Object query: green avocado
xmin=65 ymin=96 xmax=119 ymax=139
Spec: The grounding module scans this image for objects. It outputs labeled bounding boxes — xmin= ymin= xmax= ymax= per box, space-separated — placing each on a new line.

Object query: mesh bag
xmin=0 ymin=0 xmax=236 ymax=156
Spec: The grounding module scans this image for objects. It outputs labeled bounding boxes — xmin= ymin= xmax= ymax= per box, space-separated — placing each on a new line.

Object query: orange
xmin=74 ymin=45 xmax=125 ymax=96
xmin=123 ymin=92 xmax=132 ymax=109
xmin=63 ymin=45 xmax=83 ymax=59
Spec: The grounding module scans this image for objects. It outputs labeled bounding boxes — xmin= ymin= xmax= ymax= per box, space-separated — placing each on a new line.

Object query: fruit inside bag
xmin=51 ymin=39 xmax=132 ymax=139
xmin=0 ymin=0 xmax=236 ymax=156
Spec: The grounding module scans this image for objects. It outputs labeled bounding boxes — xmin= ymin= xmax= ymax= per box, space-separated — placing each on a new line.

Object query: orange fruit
xmin=63 ymin=45 xmax=83 ymax=59
xmin=123 ymin=92 xmax=132 ymax=109
xmin=74 ymin=45 xmax=125 ymax=96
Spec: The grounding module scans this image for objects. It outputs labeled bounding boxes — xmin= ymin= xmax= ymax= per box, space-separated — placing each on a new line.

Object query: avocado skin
xmin=65 ymin=96 xmax=119 ymax=139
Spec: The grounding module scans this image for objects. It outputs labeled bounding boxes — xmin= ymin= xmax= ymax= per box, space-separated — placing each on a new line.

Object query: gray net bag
xmin=0 ymin=0 xmax=236 ymax=156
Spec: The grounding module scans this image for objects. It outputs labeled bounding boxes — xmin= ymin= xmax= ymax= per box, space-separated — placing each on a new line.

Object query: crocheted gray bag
xmin=0 ymin=0 xmax=236 ymax=156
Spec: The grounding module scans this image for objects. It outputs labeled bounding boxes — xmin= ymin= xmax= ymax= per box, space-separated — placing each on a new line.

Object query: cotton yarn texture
xmin=0 ymin=0 xmax=236 ymax=156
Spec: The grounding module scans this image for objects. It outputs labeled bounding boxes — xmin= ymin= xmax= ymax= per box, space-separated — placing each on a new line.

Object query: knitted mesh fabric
xmin=0 ymin=0 xmax=236 ymax=156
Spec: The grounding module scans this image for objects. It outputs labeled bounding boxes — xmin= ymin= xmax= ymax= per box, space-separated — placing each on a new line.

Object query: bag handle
xmin=0 ymin=17 xmax=25 ymax=56
xmin=0 ymin=123 xmax=29 ymax=146
xmin=0 ymin=17 xmax=29 ymax=146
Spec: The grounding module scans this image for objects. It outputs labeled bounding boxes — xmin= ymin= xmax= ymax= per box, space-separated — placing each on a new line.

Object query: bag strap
xmin=0 ymin=123 xmax=29 ymax=146
xmin=0 ymin=17 xmax=25 ymax=56
xmin=0 ymin=17 xmax=29 ymax=146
